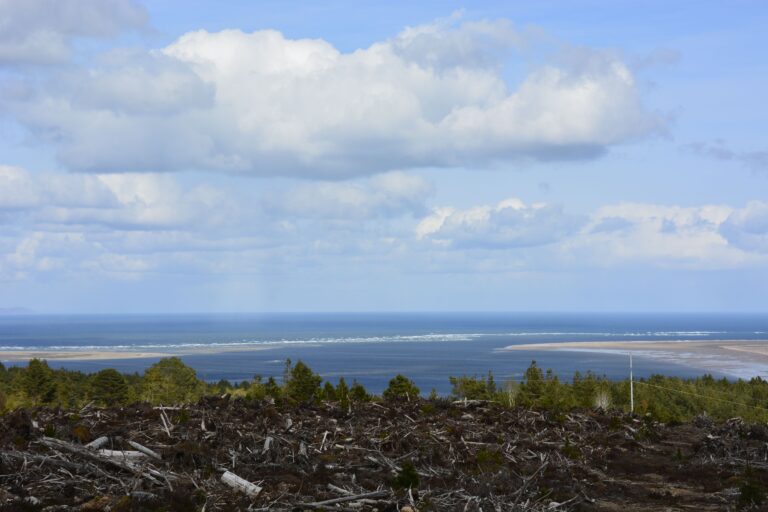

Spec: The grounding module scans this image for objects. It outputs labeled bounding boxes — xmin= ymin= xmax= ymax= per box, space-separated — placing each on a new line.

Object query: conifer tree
xmin=284 ymin=360 xmax=322 ymax=403
xmin=349 ymin=380 xmax=370 ymax=402
xmin=91 ymin=368 xmax=129 ymax=405
xmin=24 ymin=358 xmax=55 ymax=405
xmin=336 ymin=377 xmax=350 ymax=409
xmin=142 ymin=357 xmax=203 ymax=404
xmin=383 ymin=374 xmax=420 ymax=401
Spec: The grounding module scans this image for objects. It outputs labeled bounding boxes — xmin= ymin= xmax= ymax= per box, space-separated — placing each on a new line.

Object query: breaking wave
xmin=0 ymin=330 xmax=760 ymax=353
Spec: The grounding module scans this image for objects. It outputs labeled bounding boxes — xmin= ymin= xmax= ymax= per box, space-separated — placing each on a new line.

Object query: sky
xmin=0 ymin=0 xmax=766 ymax=313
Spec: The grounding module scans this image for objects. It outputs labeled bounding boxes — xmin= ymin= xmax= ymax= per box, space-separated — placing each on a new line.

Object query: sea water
xmin=0 ymin=312 xmax=766 ymax=394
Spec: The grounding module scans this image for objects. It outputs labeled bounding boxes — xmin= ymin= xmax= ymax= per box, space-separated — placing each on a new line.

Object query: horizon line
xmin=1 ymin=310 xmax=766 ymax=317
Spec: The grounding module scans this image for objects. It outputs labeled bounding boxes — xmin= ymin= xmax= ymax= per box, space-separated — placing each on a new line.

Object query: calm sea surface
xmin=0 ymin=313 xmax=766 ymax=394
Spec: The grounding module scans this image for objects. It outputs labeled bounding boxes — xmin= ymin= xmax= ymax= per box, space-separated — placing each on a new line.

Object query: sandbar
xmin=0 ymin=343 xmax=281 ymax=363
xmin=503 ymin=340 xmax=768 ymax=379
xmin=0 ymin=350 xmax=170 ymax=362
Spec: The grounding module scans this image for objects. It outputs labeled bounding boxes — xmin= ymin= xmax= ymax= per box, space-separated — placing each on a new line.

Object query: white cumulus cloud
xmin=7 ymin=17 xmax=664 ymax=176
xmin=417 ymin=198 xmax=583 ymax=248
xmin=568 ymin=202 xmax=753 ymax=267
xmin=0 ymin=166 xmax=236 ymax=230
xmin=416 ymin=198 xmax=768 ymax=269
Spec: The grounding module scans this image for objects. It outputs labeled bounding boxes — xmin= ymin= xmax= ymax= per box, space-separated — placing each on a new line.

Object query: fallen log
xmin=159 ymin=409 xmax=173 ymax=438
xmin=327 ymin=483 xmax=354 ymax=495
xmin=97 ymin=449 xmax=147 ymax=460
xmin=262 ymin=436 xmax=273 ymax=454
xmin=127 ymin=440 xmax=162 ymax=460
xmin=221 ymin=470 xmax=262 ymax=498
xmin=130 ymin=491 xmax=158 ymax=501
xmin=300 ymin=490 xmax=391 ymax=508
xmin=85 ymin=436 xmax=109 ymax=450
xmin=38 ymin=437 xmax=162 ymax=485
xmin=1 ymin=450 xmax=115 ymax=481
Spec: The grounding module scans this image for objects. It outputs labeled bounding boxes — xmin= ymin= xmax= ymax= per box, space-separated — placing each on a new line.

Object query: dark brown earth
xmin=1 ymin=397 xmax=766 ymax=511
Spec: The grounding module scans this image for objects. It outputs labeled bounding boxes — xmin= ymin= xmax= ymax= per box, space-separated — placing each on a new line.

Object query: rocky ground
xmin=0 ymin=397 xmax=766 ymax=511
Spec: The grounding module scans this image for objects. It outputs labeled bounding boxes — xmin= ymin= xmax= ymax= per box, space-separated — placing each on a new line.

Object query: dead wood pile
xmin=0 ymin=397 xmax=767 ymax=511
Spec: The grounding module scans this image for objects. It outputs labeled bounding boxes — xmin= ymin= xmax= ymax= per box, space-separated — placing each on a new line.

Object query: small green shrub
xmin=392 ymin=461 xmax=419 ymax=489
xmin=739 ymin=479 xmax=766 ymax=508
xmin=383 ymin=375 xmax=420 ymax=401
xmin=450 ymin=372 xmax=497 ymax=400
xmin=476 ymin=449 xmax=503 ymax=470
xmin=349 ymin=380 xmax=370 ymax=402
xmin=421 ymin=403 xmax=436 ymax=415
xmin=323 ymin=382 xmax=337 ymax=401
xmin=176 ymin=408 xmax=190 ymax=425
xmin=740 ymin=466 xmax=766 ymax=508
xmin=561 ymin=438 xmax=580 ymax=459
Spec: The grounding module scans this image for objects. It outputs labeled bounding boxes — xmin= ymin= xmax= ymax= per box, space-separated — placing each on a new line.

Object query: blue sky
xmin=0 ymin=0 xmax=766 ymax=313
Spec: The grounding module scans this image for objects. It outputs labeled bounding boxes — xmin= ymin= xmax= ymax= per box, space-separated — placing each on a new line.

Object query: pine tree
xmin=284 ymin=361 xmax=322 ymax=403
xmin=264 ymin=376 xmax=281 ymax=400
xmin=24 ymin=358 xmax=55 ymax=405
xmin=323 ymin=381 xmax=337 ymax=401
xmin=349 ymin=380 xmax=370 ymax=402
xmin=336 ymin=377 xmax=350 ymax=409
xmin=91 ymin=368 xmax=129 ymax=405
xmin=383 ymin=374 xmax=420 ymax=401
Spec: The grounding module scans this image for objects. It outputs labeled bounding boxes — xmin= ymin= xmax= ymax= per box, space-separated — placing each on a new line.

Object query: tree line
xmin=2 ymin=357 xmax=768 ymax=423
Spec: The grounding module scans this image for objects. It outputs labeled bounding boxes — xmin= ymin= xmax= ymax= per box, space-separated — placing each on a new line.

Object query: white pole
xmin=629 ymin=353 xmax=634 ymax=414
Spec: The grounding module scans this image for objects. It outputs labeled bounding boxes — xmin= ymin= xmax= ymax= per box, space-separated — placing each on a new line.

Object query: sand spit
xmin=0 ymin=350 xmax=171 ymax=362
xmin=503 ymin=339 xmax=768 ymax=378
xmin=0 ymin=343 xmax=283 ymax=362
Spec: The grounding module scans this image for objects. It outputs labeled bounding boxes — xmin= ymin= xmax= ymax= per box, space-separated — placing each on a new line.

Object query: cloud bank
xmin=418 ymin=198 xmax=768 ymax=269
xmin=2 ymin=164 xmax=767 ymax=283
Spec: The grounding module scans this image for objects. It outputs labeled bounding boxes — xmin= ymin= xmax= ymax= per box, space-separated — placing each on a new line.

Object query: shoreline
xmin=503 ymin=339 xmax=768 ymax=379
xmin=0 ymin=350 xmax=170 ymax=362
xmin=0 ymin=343 xmax=282 ymax=362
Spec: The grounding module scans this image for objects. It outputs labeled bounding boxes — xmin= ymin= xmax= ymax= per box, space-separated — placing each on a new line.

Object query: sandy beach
xmin=503 ymin=340 xmax=768 ymax=379
xmin=0 ymin=343 xmax=284 ymax=363
xmin=0 ymin=350 xmax=170 ymax=362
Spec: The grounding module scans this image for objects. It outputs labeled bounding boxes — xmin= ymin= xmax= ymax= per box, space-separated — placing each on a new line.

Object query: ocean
xmin=1 ymin=312 xmax=766 ymax=394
